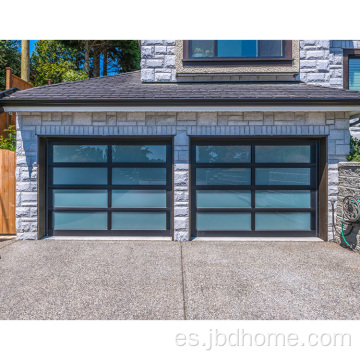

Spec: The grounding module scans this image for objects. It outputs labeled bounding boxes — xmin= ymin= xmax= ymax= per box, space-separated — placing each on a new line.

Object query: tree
xmin=21 ymin=40 xmax=30 ymax=82
xmin=101 ymin=40 xmax=140 ymax=75
xmin=29 ymin=40 xmax=140 ymax=86
xmin=30 ymin=40 xmax=87 ymax=86
xmin=0 ymin=40 xmax=21 ymax=91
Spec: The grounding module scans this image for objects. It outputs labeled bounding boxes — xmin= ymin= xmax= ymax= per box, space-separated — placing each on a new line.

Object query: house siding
xmin=16 ymin=111 xmax=350 ymax=241
xmin=141 ymin=40 xmax=360 ymax=137
xmin=141 ymin=40 xmax=360 ymax=85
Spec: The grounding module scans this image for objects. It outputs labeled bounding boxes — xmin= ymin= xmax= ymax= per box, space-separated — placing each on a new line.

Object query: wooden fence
xmin=0 ymin=149 xmax=16 ymax=234
xmin=1 ymin=67 xmax=33 ymax=137
xmin=0 ymin=68 xmax=33 ymax=234
xmin=0 ymin=112 xmax=16 ymax=137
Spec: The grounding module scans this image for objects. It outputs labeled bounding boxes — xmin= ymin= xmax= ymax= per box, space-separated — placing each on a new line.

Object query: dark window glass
xmin=53 ymin=145 xmax=107 ymax=163
xmin=190 ymin=40 xmax=215 ymax=58
xmin=112 ymin=145 xmax=166 ymax=163
xmin=255 ymin=145 xmax=311 ymax=163
xmin=196 ymin=145 xmax=251 ymax=163
xmin=189 ymin=40 xmax=285 ymax=59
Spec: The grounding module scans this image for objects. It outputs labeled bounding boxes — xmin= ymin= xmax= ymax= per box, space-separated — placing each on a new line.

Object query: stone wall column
xmin=173 ymin=130 xmax=190 ymax=241
xmin=16 ymin=113 xmax=39 ymax=240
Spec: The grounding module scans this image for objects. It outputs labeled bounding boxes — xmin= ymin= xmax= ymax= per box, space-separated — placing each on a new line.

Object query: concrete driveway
xmin=0 ymin=239 xmax=359 ymax=320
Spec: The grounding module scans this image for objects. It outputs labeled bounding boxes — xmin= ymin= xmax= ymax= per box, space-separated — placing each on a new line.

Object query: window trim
xmin=343 ymin=49 xmax=360 ymax=89
xmin=183 ymin=40 xmax=293 ymax=67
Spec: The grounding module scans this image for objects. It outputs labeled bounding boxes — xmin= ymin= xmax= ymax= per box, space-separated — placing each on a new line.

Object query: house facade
xmin=1 ymin=40 xmax=360 ymax=241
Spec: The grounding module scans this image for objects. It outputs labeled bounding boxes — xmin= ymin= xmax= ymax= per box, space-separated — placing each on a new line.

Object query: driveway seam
xmin=180 ymin=242 xmax=187 ymax=320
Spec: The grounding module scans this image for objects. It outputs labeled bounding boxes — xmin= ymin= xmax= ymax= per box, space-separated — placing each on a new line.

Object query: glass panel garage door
xmin=191 ymin=140 xmax=317 ymax=237
xmin=46 ymin=140 xmax=172 ymax=236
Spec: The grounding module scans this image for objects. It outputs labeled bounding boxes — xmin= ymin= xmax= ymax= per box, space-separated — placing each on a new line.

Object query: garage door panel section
xmin=47 ymin=140 xmax=172 ymax=236
xmin=191 ymin=139 xmax=318 ymax=237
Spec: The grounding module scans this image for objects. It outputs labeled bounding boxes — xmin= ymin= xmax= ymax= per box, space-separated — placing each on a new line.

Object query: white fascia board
xmin=4 ymin=105 xmax=360 ymax=113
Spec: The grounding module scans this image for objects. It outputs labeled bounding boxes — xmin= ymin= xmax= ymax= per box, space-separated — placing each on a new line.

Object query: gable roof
xmin=2 ymin=70 xmax=360 ymax=109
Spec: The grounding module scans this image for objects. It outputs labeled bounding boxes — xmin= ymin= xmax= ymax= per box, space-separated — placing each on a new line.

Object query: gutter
xmin=0 ymin=87 xmax=20 ymax=99
xmin=0 ymin=87 xmax=19 ymax=113
xmin=2 ymin=97 xmax=360 ymax=114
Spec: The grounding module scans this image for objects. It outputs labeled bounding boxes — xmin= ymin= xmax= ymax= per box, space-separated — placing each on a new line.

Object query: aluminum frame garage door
xmin=191 ymin=139 xmax=318 ymax=238
xmin=46 ymin=139 xmax=172 ymax=236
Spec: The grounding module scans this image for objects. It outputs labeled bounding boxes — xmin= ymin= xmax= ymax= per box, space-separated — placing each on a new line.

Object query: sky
xmin=30 ymin=40 xmax=37 ymax=53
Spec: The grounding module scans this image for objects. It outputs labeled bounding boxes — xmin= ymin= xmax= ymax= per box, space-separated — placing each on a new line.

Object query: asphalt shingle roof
xmin=2 ymin=70 xmax=360 ymax=105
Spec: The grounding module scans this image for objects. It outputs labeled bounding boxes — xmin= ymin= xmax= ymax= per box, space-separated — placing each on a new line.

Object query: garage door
xmin=191 ymin=139 xmax=318 ymax=237
xmin=46 ymin=139 xmax=172 ymax=236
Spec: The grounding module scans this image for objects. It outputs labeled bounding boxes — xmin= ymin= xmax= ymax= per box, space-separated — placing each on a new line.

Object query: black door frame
xmin=190 ymin=137 xmax=319 ymax=237
xmin=45 ymin=138 xmax=173 ymax=236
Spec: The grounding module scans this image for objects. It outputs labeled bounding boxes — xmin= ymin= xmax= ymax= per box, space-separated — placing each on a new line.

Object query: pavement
xmin=0 ymin=239 xmax=359 ymax=320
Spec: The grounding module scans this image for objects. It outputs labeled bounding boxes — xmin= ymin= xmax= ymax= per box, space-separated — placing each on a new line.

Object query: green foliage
xmin=105 ymin=40 xmax=140 ymax=74
xmin=30 ymin=40 xmax=140 ymax=86
xmin=0 ymin=40 xmax=21 ymax=91
xmin=346 ymin=136 xmax=360 ymax=162
xmin=30 ymin=40 xmax=88 ymax=86
xmin=0 ymin=125 xmax=16 ymax=152
xmin=62 ymin=69 xmax=88 ymax=82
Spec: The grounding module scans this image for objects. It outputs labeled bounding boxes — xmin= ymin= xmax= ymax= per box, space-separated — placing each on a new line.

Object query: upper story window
xmin=189 ymin=40 xmax=285 ymax=59
xmin=182 ymin=40 xmax=293 ymax=68
xmin=343 ymin=50 xmax=360 ymax=90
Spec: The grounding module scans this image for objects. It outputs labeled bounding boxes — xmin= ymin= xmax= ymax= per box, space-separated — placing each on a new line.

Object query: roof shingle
xmin=2 ymin=71 xmax=360 ymax=105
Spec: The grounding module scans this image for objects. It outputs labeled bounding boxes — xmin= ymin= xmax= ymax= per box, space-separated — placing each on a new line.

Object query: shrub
xmin=347 ymin=136 xmax=360 ymax=162
xmin=0 ymin=125 xmax=16 ymax=152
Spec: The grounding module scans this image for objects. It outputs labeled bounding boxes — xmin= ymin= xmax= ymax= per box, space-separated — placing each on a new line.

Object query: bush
xmin=346 ymin=136 xmax=360 ymax=162
xmin=0 ymin=125 xmax=16 ymax=152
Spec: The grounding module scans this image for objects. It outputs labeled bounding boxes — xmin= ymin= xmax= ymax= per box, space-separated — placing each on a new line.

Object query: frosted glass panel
xmin=112 ymin=168 xmax=166 ymax=185
xmin=196 ymin=190 xmax=251 ymax=208
xmin=255 ymin=168 xmax=310 ymax=186
xmin=255 ymin=190 xmax=311 ymax=208
xmin=53 ymin=145 xmax=107 ymax=162
xmin=255 ymin=145 xmax=311 ymax=163
xmin=112 ymin=145 xmax=166 ymax=163
xmin=53 ymin=168 xmax=108 ymax=185
xmin=112 ymin=212 xmax=166 ymax=230
xmin=53 ymin=190 xmax=108 ymax=207
xmin=197 ymin=213 xmax=251 ymax=230
xmin=53 ymin=212 xmax=107 ymax=230
xmin=196 ymin=168 xmax=251 ymax=185
xmin=112 ymin=190 xmax=166 ymax=208
xmin=196 ymin=145 xmax=251 ymax=163
xmin=255 ymin=213 xmax=311 ymax=230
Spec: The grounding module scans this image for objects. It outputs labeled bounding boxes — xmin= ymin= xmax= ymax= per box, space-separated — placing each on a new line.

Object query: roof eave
xmin=2 ymin=98 xmax=360 ymax=107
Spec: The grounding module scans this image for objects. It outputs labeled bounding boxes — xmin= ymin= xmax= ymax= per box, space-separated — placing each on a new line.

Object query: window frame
xmin=190 ymin=138 xmax=319 ymax=238
xmin=183 ymin=40 xmax=293 ymax=67
xmin=45 ymin=138 xmax=173 ymax=237
xmin=343 ymin=49 xmax=360 ymax=89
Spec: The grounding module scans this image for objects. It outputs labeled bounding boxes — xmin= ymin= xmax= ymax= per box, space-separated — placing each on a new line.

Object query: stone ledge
xmin=338 ymin=162 xmax=360 ymax=167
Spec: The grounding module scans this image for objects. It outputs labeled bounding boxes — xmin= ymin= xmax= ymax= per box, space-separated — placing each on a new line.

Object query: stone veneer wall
xmin=16 ymin=111 xmax=350 ymax=241
xmin=335 ymin=162 xmax=360 ymax=252
xmin=141 ymin=40 xmax=360 ymax=84
xmin=299 ymin=40 xmax=360 ymax=87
